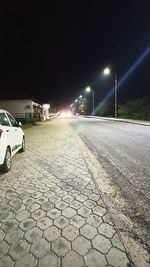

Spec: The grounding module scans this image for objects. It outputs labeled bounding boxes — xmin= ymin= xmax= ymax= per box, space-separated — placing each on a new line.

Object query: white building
xmin=0 ymin=99 xmax=43 ymax=122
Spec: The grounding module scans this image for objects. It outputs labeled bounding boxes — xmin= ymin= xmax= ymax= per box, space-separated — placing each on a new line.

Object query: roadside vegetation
xmin=21 ymin=121 xmax=37 ymax=129
xmin=118 ymin=97 xmax=150 ymax=120
xmin=95 ymin=97 xmax=150 ymax=121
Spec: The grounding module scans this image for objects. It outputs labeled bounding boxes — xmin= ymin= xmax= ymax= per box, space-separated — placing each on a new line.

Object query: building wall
xmin=0 ymin=100 xmax=33 ymax=114
xmin=0 ymin=100 xmax=43 ymax=123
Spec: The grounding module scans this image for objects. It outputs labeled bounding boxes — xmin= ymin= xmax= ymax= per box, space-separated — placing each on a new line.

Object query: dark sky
xmin=0 ymin=0 xmax=150 ymax=106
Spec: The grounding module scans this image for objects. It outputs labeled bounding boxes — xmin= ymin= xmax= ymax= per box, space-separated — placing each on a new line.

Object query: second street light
xmin=103 ymin=67 xmax=118 ymax=119
xmin=85 ymin=86 xmax=95 ymax=115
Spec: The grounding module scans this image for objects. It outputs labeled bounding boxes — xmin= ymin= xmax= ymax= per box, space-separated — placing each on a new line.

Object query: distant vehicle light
xmin=60 ymin=110 xmax=72 ymax=118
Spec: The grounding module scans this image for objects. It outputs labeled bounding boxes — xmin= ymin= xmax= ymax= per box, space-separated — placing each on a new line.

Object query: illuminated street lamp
xmin=85 ymin=86 xmax=95 ymax=115
xmin=79 ymin=95 xmax=83 ymax=99
xmin=103 ymin=67 xmax=118 ymax=118
xmin=75 ymin=99 xmax=78 ymax=102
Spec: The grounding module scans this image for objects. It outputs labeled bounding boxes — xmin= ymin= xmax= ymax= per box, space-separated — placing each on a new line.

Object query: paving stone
xmin=0 ymin=255 xmax=13 ymax=267
xmin=93 ymin=189 xmax=99 ymax=194
xmin=78 ymin=206 xmax=91 ymax=218
xmin=87 ymin=214 xmax=103 ymax=227
xmin=82 ymin=189 xmax=92 ymax=196
xmin=9 ymin=198 xmax=22 ymax=206
xmin=52 ymin=237 xmax=71 ymax=256
xmin=54 ymin=216 xmax=69 ymax=229
xmin=74 ymin=184 xmax=85 ymax=191
xmin=76 ymin=194 xmax=88 ymax=202
xmin=44 ymin=191 xmax=55 ymax=198
xmin=92 ymin=235 xmax=112 ymax=254
xmin=0 ymin=241 xmax=9 ymax=258
xmin=6 ymin=193 xmax=18 ymax=200
xmin=63 ymin=185 xmax=73 ymax=192
xmin=93 ymin=206 xmax=107 ymax=217
xmin=98 ymin=223 xmax=115 ymax=238
xmin=62 ymin=250 xmax=84 ymax=267
xmin=71 ymin=215 xmax=86 ymax=228
xmin=103 ymin=213 xmax=114 ymax=225
xmin=19 ymin=218 xmax=35 ymax=231
xmin=84 ymin=199 xmax=97 ymax=209
xmin=5 ymin=189 xmax=14 ymax=195
xmin=80 ymin=224 xmax=97 ymax=239
xmin=38 ymin=253 xmax=60 ymax=267
xmin=49 ymin=195 xmax=61 ymax=204
xmin=70 ymin=189 xmax=80 ymax=197
xmin=25 ymin=227 xmax=42 ymax=243
xmin=41 ymin=201 xmax=54 ymax=211
xmin=86 ymin=183 xmax=96 ymax=190
xmin=32 ymin=192 xmax=43 ymax=199
xmin=55 ymin=201 xmax=68 ymax=211
xmin=0 ymin=230 xmax=4 ymax=241
xmin=26 ymin=203 xmax=40 ymax=213
xmin=106 ymin=247 xmax=129 ymax=267
xmin=0 ymin=211 xmax=14 ymax=222
xmin=47 ymin=208 xmax=61 ymax=219
xmin=51 ymin=186 xmax=61 ymax=193
xmin=5 ymin=226 xmax=24 ymax=244
xmin=69 ymin=181 xmax=78 ymax=187
xmin=89 ymin=193 xmax=100 ymax=201
xmin=56 ymin=190 xmax=67 ymax=197
xmin=44 ymin=226 xmax=61 ymax=242
xmin=31 ymin=209 xmax=46 ymax=220
xmin=23 ymin=197 xmax=35 ymax=206
xmin=36 ymin=196 xmax=48 ymax=205
xmin=15 ymin=253 xmax=36 ymax=267
xmin=63 ymin=195 xmax=74 ymax=203
xmin=62 ymin=225 xmax=79 ymax=241
xmin=97 ymin=198 xmax=105 ymax=207
xmin=62 ymin=207 xmax=77 ymax=218
xmin=12 ymin=204 xmax=26 ymax=214
xmin=38 ymin=187 xmax=49 ymax=193
xmin=15 ymin=210 xmax=30 ymax=222
xmin=19 ymin=192 xmax=31 ymax=200
xmin=2 ymin=219 xmax=19 ymax=232
xmin=72 ymin=236 xmax=91 ymax=256
xmin=30 ymin=238 xmax=49 ymax=259
xmin=111 ymin=233 xmax=125 ymax=251
xmin=37 ymin=216 xmax=52 ymax=230
xmin=70 ymin=200 xmax=82 ymax=210
xmin=84 ymin=249 xmax=107 ymax=267
xmin=9 ymin=239 xmax=29 ymax=260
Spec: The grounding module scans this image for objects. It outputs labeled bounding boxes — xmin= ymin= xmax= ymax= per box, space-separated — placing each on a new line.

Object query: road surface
xmin=70 ymin=116 xmax=150 ymax=251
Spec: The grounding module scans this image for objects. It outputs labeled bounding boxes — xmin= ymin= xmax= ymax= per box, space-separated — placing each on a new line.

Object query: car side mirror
xmin=18 ymin=122 xmax=22 ymax=127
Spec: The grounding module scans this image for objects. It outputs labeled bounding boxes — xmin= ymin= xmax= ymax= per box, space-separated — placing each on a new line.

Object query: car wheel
xmin=20 ymin=137 xmax=25 ymax=152
xmin=2 ymin=148 xmax=11 ymax=173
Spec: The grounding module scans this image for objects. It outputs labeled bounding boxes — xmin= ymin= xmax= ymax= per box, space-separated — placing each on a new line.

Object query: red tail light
xmin=0 ymin=129 xmax=3 ymax=138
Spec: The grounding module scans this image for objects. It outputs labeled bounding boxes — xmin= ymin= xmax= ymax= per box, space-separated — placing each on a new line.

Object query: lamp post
xmin=85 ymin=86 xmax=95 ymax=115
xmin=103 ymin=67 xmax=118 ymax=118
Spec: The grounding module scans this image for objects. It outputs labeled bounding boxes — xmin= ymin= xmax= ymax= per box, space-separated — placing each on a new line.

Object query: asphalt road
xmin=70 ymin=116 xmax=150 ymax=250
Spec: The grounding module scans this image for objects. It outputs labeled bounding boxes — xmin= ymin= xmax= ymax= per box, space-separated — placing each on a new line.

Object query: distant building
xmin=0 ymin=99 xmax=43 ymax=123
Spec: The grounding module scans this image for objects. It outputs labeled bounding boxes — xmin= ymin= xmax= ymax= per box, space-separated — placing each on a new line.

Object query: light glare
xmin=104 ymin=67 xmax=110 ymax=75
xmin=85 ymin=86 xmax=91 ymax=92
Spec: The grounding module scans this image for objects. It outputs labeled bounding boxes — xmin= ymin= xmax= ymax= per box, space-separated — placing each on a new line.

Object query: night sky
xmin=0 ymin=1 xmax=150 ymax=107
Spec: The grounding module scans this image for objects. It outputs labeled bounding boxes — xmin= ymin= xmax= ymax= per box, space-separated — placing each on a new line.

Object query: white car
xmin=0 ymin=109 xmax=25 ymax=172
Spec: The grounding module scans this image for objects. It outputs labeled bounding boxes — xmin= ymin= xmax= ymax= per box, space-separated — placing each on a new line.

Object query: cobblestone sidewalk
xmin=0 ymin=119 xmax=132 ymax=267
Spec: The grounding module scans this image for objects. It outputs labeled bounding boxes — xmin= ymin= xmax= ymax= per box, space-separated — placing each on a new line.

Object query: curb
xmin=84 ymin=116 xmax=150 ymax=127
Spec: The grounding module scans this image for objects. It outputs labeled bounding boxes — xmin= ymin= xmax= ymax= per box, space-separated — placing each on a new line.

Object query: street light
xmin=79 ymin=95 xmax=83 ymax=99
xmin=103 ymin=67 xmax=118 ymax=118
xmin=85 ymin=86 xmax=95 ymax=115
